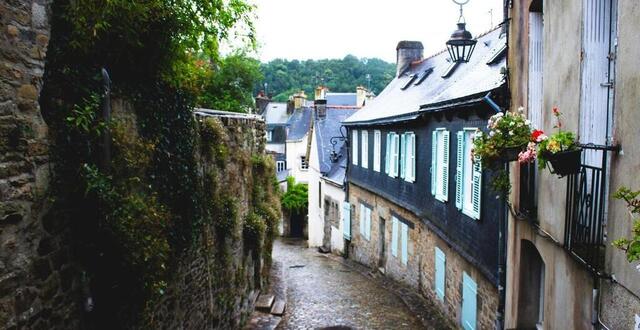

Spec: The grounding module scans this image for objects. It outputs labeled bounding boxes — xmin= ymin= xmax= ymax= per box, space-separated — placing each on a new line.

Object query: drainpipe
xmin=496 ymin=162 xmax=508 ymax=330
xmin=101 ymin=68 xmax=112 ymax=172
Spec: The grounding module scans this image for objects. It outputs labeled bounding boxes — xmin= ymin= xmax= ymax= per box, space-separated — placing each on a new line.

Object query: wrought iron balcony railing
xmin=564 ymin=144 xmax=618 ymax=274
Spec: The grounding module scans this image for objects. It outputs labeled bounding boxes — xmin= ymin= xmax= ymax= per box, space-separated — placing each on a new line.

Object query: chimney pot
xmin=396 ymin=40 xmax=424 ymax=77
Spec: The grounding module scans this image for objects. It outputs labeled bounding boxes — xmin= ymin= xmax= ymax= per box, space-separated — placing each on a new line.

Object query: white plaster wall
xmin=286 ymin=136 xmax=309 ymax=184
xmin=324 ymin=181 xmax=345 ymax=254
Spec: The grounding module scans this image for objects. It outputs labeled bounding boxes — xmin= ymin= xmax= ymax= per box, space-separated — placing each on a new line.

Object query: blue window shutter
xmin=391 ymin=217 xmax=398 ymax=257
xmin=385 ymin=133 xmax=391 ymax=174
xmin=471 ymin=160 xmax=482 ymax=220
xmin=462 ymin=272 xmax=478 ymax=330
xmin=365 ymin=207 xmax=371 ymax=240
xmin=431 ymin=131 xmax=437 ymax=195
xmin=435 ymin=247 xmax=446 ymax=301
xmin=393 ymin=134 xmax=400 ymax=177
xmin=342 ymin=202 xmax=351 ymax=240
xmin=400 ymin=134 xmax=406 ymax=179
xmin=455 ymin=131 xmax=464 ymax=210
xmin=441 ymin=131 xmax=450 ymax=201
xmin=409 ymin=134 xmax=416 ymax=182
xmin=401 ymin=223 xmax=408 ymax=265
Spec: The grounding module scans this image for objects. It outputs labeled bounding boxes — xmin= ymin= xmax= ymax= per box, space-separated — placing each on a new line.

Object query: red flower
xmin=552 ymin=106 xmax=560 ymax=116
xmin=531 ymin=129 xmax=545 ymax=142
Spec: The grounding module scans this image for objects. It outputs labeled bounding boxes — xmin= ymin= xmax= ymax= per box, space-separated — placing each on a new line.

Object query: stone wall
xmin=148 ymin=113 xmax=271 ymax=329
xmin=348 ymin=183 xmax=498 ymax=330
xmin=0 ymin=1 xmax=84 ymax=328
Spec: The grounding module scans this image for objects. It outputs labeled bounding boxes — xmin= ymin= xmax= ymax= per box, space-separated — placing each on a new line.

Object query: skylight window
xmin=414 ymin=67 xmax=434 ymax=86
xmin=401 ymin=74 xmax=418 ymax=90
xmin=486 ymin=44 xmax=507 ymax=65
xmin=441 ymin=62 xmax=460 ymax=78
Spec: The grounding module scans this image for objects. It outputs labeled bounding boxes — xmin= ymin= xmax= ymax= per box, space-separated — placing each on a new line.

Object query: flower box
xmin=545 ymin=148 xmax=582 ymax=177
xmin=499 ymin=145 xmax=526 ymax=162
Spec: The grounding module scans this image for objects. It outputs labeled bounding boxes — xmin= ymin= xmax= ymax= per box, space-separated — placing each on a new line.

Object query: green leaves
xmin=281 ymin=176 xmax=308 ymax=213
xmin=612 ymin=186 xmax=640 ymax=263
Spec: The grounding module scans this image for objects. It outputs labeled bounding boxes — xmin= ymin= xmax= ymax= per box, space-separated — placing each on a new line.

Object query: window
xmin=318 ymin=181 xmax=322 ymax=208
xmin=435 ymin=247 xmax=446 ymax=301
xmin=373 ymin=130 xmax=381 ymax=172
xmin=266 ymin=130 xmax=273 ymax=142
xmin=352 ymin=129 xmax=358 ymax=166
xmin=359 ymin=203 xmax=371 ymax=241
xmin=455 ymin=130 xmax=482 ymax=220
xmin=300 ymin=156 xmax=309 ymax=170
xmin=276 ymin=161 xmax=285 ymax=172
xmin=402 ymin=132 xmax=416 ymax=182
xmin=361 ymin=130 xmax=369 ymax=169
xmin=461 ymin=272 xmax=478 ymax=330
xmin=431 ymin=129 xmax=450 ymax=202
xmin=391 ymin=216 xmax=409 ymax=265
xmin=342 ymin=202 xmax=351 ymax=240
xmin=386 ymin=132 xmax=400 ymax=177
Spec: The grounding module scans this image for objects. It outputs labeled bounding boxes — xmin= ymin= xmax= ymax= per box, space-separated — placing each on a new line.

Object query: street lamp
xmin=446 ymin=0 xmax=477 ymax=63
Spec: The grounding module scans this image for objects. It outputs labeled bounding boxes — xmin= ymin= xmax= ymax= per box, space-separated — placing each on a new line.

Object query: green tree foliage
xmin=612 ymin=187 xmax=640 ymax=262
xmin=194 ymin=52 xmax=264 ymax=112
xmin=258 ymin=55 xmax=395 ymax=102
xmin=281 ymin=176 xmax=308 ymax=213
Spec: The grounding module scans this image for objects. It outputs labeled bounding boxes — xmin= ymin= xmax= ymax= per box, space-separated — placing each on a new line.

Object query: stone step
xmin=270 ymin=299 xmax=285 ymax=316
xmin=255 ymin=294 xmax=275 ymax=312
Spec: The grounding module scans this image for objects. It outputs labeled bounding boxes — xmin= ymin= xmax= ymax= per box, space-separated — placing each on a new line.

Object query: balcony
xmin=563 ymin=144 xmax=618 ymax=274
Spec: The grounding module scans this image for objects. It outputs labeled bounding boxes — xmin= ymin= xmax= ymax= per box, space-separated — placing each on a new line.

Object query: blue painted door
xmin=462 ymin=272 xmax=477 ymax=330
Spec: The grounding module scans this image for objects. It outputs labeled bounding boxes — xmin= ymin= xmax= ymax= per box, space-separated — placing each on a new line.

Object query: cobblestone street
xmin=274 ymin=239 xmax=425 ymax=330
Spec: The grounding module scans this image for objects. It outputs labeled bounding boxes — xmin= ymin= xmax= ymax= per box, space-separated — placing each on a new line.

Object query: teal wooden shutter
xmin=365 ymin=207 xmax=371 ymax=240
xmin=409 ymin=134 xmax=416 ymax=182
xmin=385 ymin=133 xmax=391 ymax=174
xmin=342 ymin=202 xmax=351 ymax=240
xmin=435 ymin=247 xmax=446 ymax=301
xmin=359 ymin=204 xmax=365 ymax=237
xmin=391 ymin=217 xmax=398 ymax=257
xmin=462 ymin=272 xmax=478 ymax=330
xmin=455 ymin=131 xmax=464 ymax=210
xmin=431 ymin=131 xmax=437 ymax=195
xmin=471 ymin=160 xmax=482 ymax=220
xmin=441 ymin=131 xmax=450 ymax=201
xmin=393 ymin=134 xmax=400 ymax=177
xmin=400 ymin=133 xmax=406 ymax=179
xmin=401 ymin=223 xmax=408 ymax=265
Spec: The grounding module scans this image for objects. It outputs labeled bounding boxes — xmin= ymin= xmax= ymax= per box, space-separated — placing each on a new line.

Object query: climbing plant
xmin=281 ymin=176 xmax=309 ymax=213
xmin=612 ymin=187 xmax=640 ymax=263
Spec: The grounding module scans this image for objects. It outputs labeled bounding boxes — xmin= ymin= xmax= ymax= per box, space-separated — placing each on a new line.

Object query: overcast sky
xmin=253 ymin=0 xmax=504 ymax=63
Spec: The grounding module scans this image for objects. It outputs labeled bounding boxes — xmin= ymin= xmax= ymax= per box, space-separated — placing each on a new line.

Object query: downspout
xmin=343 ymin=125 xmax=351 ymax=259
xmin=483 ymin=92 xmax=503 ymax=113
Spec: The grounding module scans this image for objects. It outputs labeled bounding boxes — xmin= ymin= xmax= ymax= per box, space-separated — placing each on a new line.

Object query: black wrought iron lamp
xmin=446 ymin=0 xmax=477 ymax=63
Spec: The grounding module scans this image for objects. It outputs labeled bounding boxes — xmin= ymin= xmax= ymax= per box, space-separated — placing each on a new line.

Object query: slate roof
xmin=344 ymin=28 xmax=506 ymax=125
xmin=315 ymin=107 xmax=358 ymax=185
xmin=326 ymin=93 xmax=358 ymax=107
xmin=286 ymin=107 xmax=313 ymax=140
xmin=263 ymin=102 xmax=289 ymax=125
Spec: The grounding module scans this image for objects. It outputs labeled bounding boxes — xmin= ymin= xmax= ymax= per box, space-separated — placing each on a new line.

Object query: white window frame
xmin=390 ymin=133 xmax=400 ymax=177
xmin=359 ymin=203 xmax=371 ymax=241
xmin=404 ymin=132 xmax=416 ymax=182
xmin=352 ymin=129 xmax=358 ymax=166
xmin=276 ymin=160 xmax=285 ymax=172
xmin=373 ymin=130 xmax=381 ymax=172
xmin=432 ymin=129 xmax=450 ymax=202
xmin=361 ymin=130 xmax=369 ymax=169
xmin=266 ymin=130 xmax=273 ymax=142
xmin=300 ymin=156 xmax=309 ymax=170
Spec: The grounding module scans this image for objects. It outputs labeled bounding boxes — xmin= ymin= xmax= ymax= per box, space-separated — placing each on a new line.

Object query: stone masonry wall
xmin=149 ymin=113 xmax=270 ymax=329
xmin=348 ymin=183 xmax=499 ymax=330
xmin=0 ymin=1 xmax=84 ymax=329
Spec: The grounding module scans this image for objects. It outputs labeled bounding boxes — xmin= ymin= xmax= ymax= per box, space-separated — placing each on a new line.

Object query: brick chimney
xmin=255 ymin=91 xmax=270 ymax=115
xmin=396 ymin=41 xmax=424 ymax=77
xmin=314 ymin=86 xmax=327 ymax=100
xmin=356 ymin=86 xmax=367 ymax=107
xmin=293 ymin=90 xmax=307 ymax=109
xmin=315 ymin=99 xmax=327 ymax=119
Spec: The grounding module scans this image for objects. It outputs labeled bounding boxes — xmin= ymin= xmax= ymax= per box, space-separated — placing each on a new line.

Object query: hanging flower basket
xmin=499 ymin=145 xmax=526 ymax=162
xmin=546 ymin=148 xmax=582 ymax=177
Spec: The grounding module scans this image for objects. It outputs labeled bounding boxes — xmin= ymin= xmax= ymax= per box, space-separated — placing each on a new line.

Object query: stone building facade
xmin=349 ymin=184 xmax=498 ymax=330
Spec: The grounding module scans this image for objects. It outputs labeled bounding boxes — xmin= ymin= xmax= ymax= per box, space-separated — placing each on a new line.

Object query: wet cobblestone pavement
xmin=274 ymin=239 xmax=425 ymax=330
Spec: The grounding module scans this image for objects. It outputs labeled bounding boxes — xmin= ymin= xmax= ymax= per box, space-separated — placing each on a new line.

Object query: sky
xmin=253 ymin=0 xmax=504 ymax=63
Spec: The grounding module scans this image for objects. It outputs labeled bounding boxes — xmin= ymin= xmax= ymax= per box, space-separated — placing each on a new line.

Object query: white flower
xmin=509 ymin=130 xmax=514 ymax=136
xmin=525 ymin=120 xmax=531 ymax=126
xmin=489 ymin=131 xmax=495 ymax=137
xmin=517 ymin=122 xmax=523 ymax=127
xmin=509 ymin=121 xmax=515 ymax=126
xmin=517 ymin=106 xmax=524 ymax=113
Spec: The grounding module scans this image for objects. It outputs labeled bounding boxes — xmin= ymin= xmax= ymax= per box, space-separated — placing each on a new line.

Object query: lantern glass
xmin=446 ymin=23 xmax=477 ymax=63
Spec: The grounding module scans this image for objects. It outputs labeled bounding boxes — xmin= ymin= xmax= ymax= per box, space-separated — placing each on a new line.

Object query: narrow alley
xmin=272 ymin=239 xmax=443 ymax=330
